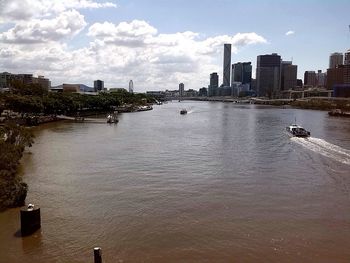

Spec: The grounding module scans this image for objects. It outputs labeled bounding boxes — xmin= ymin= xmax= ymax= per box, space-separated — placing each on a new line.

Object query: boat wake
xmin=291 ymin=137 xmax=350 ymax=165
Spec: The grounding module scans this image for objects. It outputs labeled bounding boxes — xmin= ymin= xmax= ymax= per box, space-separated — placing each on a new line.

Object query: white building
xmin=129 ymin=80 xmax=134 ymax=93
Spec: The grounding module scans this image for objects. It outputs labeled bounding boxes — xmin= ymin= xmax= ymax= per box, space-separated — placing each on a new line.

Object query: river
xmin=1 ymin=101 xmax=350 ymax=262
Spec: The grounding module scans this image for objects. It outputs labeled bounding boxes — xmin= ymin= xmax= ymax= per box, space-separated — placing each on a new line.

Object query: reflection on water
xmin=1 ymin=101 xmax=350 ymax=262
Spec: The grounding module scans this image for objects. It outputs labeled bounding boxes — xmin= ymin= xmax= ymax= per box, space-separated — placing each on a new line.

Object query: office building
xmin=208 ymin=72 xmax=219 ymax=97
xmin=326 ymin=64 xmax=350 ymax=89
xmin=345 ymin=49 xmax=350 ymax=65
xmin=179 ymin=83 xmax=184 ymax=97
xmin=129 ymin=80 xmax=133 ymax=93
xmin=329 ymin=52 xmax=343 ymax=69
xmin=304 ymin=71 xmax=317 ymax=87
xmin=281 ymin=61 xmax=297 ymax=90
xmin=223 ymin=44 xmax=231 ymax=87
xmin=316 ymin=70 xmax=326 ymax=87
xmin=94 ymin=80 xmax=104 ymax=92
xmin=0 ymin=72 xmax=50 ymax=90
xmin=256 ymin=53 xmax=281 ymax=98
xmin=232 ymin=62 xmax=252 ymax=86
xmin=296 ymin=79 xmax=303 ymax=88
xmin=33 ymin=75 xmax=51 ymax=90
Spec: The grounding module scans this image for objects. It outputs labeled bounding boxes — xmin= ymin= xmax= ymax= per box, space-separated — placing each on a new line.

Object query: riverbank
xmin=186 ymin=97 xmax=350 ymax=111
xmin=0 ymin=123 xmax=33 ymax=211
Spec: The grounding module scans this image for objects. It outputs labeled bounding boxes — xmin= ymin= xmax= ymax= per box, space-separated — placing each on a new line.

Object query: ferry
xmin=286 ymin=124 xmax=310 ymax=138
xmin=180 ymin=109 xmax=187 ymax=115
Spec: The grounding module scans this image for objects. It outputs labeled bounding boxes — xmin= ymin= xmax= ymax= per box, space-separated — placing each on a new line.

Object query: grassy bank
xmin=290 ymin=98 xmax=350 ymax=111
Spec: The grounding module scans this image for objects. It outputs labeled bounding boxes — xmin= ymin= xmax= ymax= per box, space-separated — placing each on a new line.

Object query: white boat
xmin=107 ymin=112 xmax=119 ymax=123
xmin=286 ymin=124 xmax=310 ymax=137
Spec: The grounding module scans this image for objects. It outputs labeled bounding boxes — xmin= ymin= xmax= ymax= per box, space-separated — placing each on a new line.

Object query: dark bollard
xmin=94 ymin=247 xmax=102 ymax=263
xmin=20 ymin=204 xmax=41 ymax=236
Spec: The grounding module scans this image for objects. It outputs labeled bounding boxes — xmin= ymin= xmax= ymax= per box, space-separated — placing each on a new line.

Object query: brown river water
xmin=1 ymin=101 xmax=350 ymax=262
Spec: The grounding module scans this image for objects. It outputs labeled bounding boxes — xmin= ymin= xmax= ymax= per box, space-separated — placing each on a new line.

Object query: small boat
xmin=328 ymin=109 xmax=350 ymax=117
xmin=107 ymin=111 xmax=119 ymax=123
xmin=286 ymin=124 xmax=310 ymax=138
xmin=180 ymin=109 xmax=187 ymax=115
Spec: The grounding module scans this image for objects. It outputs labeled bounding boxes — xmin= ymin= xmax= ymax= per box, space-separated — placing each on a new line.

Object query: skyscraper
xmin=256 ymin=53 xmax=281 ymax=98
xmin=345 ymin=49 xmax=350 ymax=65
xmin=281 ymin=61 xmax=297 ymax=91
xmin=94 ymin=80 xmax=104 ymax=92
xmin=232 ymin=62 xmax=252 ymax=86
xmin=304 ymin=71 xmax=317 ymax=86
xmin=316 ymin=70 xmax=326 ymax=87
xmin=208 ymin=72 xmax=218 ymax=97
xmin=223 ymin=44 xmax=231 ymax=87
xmin=129 ymin=80 xmax=133 ymax=93
xmin=179 ymin=83 xmax=184 ymax=97
xmin=329 ymin=52 xmax=343 ymax=69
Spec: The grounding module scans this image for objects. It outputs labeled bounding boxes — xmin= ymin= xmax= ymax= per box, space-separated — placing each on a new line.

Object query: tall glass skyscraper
xmin=232 ymin=62 xmax=252 ymax=85
xmin=256 ymin=53 xmax=281 ymax=98
xmin=223 ymin=44 xmax=231 ymax=87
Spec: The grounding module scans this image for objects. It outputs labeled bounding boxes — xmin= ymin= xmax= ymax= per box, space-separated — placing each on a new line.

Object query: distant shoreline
xmin=180 ymin=97 xmax=350 ymax=112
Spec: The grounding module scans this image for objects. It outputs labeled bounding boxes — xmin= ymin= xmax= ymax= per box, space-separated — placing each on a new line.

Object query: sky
xmin=0 ymin=0 xmax=349 ymax=91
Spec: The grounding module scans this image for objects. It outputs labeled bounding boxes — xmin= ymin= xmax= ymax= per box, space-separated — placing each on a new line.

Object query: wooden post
xmin=94 ymin=247 xmax=102 ymax=263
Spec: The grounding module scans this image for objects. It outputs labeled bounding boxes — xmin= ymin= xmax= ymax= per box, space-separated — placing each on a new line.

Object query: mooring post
xmin=94 ymin=247 xmax=102 ymax=263
xmin=20 ymin=204 xmax=41 ymax=236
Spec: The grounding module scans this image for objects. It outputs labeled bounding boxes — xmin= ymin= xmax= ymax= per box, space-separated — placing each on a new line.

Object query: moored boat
xmin=328 ymin=109 xmax=350 ymax=117
xmin=107 ymin=111 xmax=119 ymax=123
xmin=286 ymin=124 xmax=310 ymax=138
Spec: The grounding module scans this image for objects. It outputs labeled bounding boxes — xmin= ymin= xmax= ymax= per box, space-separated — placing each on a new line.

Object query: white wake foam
xmin=291 ymin=137 xmax=350 ymax=165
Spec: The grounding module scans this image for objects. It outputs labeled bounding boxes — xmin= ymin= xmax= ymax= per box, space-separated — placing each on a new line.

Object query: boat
xmin=286 ymin=124 xmax=310 ymax=137
xmin=328 ymin=109 xmax=350 ymax=117
xmin=180 ymin=109 xmax=187 ymax=115
xmin=107 ymin=111 xmax=119 ymax=123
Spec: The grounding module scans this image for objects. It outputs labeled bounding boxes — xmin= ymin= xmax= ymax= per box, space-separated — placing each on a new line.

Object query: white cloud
xmin=0 ymin=15 xmax=267 ymax=91
xmin=88 ymin=20 xmax=157 ymax=46
xmin=285 ymin=30 xmax=295 ymax=36
xmin=0 ymin=0 xmax=117 ymax=22
xmin=0 ymin=10 xmax=87 ymax=43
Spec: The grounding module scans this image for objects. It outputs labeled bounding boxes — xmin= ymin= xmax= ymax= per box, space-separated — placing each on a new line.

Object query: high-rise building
xmin=129 ymin=80 xmax=134 ymax=93
xmin=256 ymin=53 xmax=281 ymax=98
xmin=304 ymin=71 xmax=317 ymax=87
xmin=281 ymin=61 xmax=297 ymax=91
xmin=179 ymin=83 xmax=184 ymax=97
xmin=316 ymin=70 xmax=326 ymax=87
xmin=232 ymin=62 xmax=252 ymax=86
xmin=329 ymin=52 xmax=343 ymax=69
xmin=223 ymin=44 xmax=231 ymax=87
xmin=94 ymin=80 xmax=104 ymax=92
xmin=326 ymin=65 xmax=350 ymax=89
xmin=297 ymin=79 xmax=303 ymax=88
xmin=208 ymin=72 xmax=218 ymax=97
xmin=345 ymin=49 xmax=350 ymax=65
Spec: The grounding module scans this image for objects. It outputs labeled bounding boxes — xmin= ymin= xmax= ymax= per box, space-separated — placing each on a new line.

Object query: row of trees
xmin=0 ymin=123 xmax=34 ymax=210
xmin=0 ymin=81 xmax=155 ymax=116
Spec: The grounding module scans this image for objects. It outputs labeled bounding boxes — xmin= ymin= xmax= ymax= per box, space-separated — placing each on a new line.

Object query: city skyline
xmin=0 ymin=0 xmax=349 ymax=91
